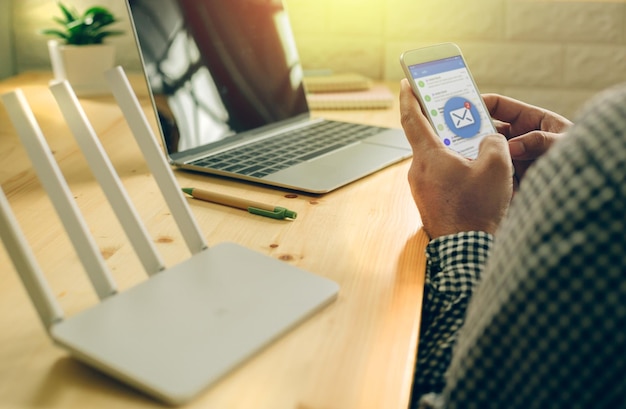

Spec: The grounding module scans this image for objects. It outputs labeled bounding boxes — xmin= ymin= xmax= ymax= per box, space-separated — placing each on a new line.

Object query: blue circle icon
xmin=443 ymin=97 xmax=481 ymax=139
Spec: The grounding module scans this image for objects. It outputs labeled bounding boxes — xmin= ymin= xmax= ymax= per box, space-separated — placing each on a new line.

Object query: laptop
xmin=125 ymin=0 xmax=412 ymax=194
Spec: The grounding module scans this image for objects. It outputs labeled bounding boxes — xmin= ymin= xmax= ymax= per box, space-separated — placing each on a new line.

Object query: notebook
xmin=303 ymin=72 xmax=372 ymax=93
xmin=306 ymin=85 xmax=395 ymax=110
xmin=125 ymin=0 xmax=411 ymax=194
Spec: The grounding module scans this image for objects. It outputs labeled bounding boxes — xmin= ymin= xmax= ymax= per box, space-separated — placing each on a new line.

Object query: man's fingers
xmin=508 ymin=131 xmax=565 ymax=160
xmin=492 ymin=119 xmax=511 ymax=139
xmin=483 ymin=94 xmax=572 ymax=136
xmin=475 ymin=133 xmax=512 ymax=174
xmin=482 ymin=93 xmax=540 ymax=124
xmin=399 ymin=79 xmax=444 ymax=152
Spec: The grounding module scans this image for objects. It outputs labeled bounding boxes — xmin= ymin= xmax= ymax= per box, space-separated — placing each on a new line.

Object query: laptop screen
xmin=127 ymin=0 xmax=309 ymax=156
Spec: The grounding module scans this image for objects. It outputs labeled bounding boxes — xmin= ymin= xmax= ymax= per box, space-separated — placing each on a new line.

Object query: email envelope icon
xmin=449 ymin=107 xmax=475 ymax=129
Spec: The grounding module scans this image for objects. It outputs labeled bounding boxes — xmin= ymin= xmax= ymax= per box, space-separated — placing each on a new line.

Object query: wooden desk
xmin=0 ymin=72 xmax=427 ymax=409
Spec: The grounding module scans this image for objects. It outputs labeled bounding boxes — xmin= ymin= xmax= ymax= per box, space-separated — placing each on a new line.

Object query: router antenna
xmin=50 ymin=81 xmax=165 ymax=276
xmin=105 ymin=66 xmax=207 ymax=255
xmin=0 ymin=187 xmax=64 ymax=330
xmin=1 ymin=90 xmax=117 ymax=300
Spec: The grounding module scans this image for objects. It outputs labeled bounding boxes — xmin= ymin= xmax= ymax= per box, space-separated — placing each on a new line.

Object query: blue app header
xmin=408 ymin=56 xmax=466 ymax=79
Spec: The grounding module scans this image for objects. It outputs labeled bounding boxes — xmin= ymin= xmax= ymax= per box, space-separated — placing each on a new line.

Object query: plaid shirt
xmin=412 ymin=84 xmax=626 ymax=409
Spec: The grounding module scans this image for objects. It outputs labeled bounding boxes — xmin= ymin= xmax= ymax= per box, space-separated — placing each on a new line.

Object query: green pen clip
xmin=247 ymin=206 xmax=297 ymax=220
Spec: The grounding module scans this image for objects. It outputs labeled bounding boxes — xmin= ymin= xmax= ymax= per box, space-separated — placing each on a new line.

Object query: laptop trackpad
xmin=264 ymin=143 xmax=411 ymax=193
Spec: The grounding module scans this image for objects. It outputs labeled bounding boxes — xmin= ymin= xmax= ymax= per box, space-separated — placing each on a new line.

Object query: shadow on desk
xmin=31 ymin=358 xmax=151 ymax=408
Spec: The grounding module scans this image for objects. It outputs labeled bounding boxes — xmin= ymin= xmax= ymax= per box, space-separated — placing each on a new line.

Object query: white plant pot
xmin=47 ymin=40 xmax=116 ymax=96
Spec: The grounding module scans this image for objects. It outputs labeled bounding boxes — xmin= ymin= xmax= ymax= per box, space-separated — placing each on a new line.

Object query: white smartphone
xmin=400 ymin=43 xmax=496 ymax=159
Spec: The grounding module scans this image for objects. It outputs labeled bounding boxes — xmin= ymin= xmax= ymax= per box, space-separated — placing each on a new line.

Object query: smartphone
xmin=400 ymin=43 xmax=496 ymax=159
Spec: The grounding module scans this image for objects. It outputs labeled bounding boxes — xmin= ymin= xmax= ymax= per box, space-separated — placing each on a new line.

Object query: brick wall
xmin=9 ymin=0 xmax=626 ymax=119
xmin=287 ymin=0 xmax=626 ymax=119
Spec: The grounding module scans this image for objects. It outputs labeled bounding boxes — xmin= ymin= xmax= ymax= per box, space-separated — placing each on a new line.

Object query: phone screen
xmin=406 ymin=55 xmax=495 ymax=159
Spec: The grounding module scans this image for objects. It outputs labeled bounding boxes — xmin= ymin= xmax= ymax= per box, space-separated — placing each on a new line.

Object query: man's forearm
xmin=411 ymin=231 xmax=493 ymax=402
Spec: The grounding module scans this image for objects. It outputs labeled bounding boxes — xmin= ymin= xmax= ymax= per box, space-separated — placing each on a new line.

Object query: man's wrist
xmin=426 ymin=231 xmax=494 ymax=282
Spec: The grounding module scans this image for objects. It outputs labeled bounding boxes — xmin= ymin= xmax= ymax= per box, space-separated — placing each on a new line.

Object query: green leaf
xmin=58 ymin=2 xmax=78 ymax=23
xmin=40 ymin=29 xmax=69 ymax=40
xmin=41 ymin=2 xmax=123 ymax=45
xmin=93 ymin=30 xmax=124 ymax=42
xmin=85 ymin=8 xmax=116 ymax=28
xmin=52 ymin=16 xmax=68 ymax=26
xmin=84 ymin=6 xmax=112 ymax=17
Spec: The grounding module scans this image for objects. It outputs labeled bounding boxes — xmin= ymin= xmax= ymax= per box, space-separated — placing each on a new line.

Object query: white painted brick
xmin=328 ymin=0 xmax=385 ymax=37
xmin=387 ymin=41 xmax=565 ymax=88
xmin=564 ymin=45 xmax=626 ymax=88
xmin=500 ymin=87 xmax=597 ymax=122
xmin=386 ymin=0 xmax=504 ymax=41
xmin=8 ymin=0 xmax=626 ymax=118
xmin=461 ymin=43 xmax=563 ymax=88
xmin=384 ymin=41 xmax=437 ymax=81
xmin=507 ymin=1 xmax=625 ymax=43
xmin=285 ymin=0 xmax=331 ymax=35
xmin=296 ymin=38 xmax=384 ymax=79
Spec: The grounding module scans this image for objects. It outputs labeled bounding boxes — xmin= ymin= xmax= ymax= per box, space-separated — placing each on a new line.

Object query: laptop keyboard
xmin=188 ymin=120 xmax=386 ymax=178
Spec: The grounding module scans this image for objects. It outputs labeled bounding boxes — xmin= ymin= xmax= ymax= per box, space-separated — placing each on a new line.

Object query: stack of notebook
xmin=304 ymin=72 xmax=394 ymax=110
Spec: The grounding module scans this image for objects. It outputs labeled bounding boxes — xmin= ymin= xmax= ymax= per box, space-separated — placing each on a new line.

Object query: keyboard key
xmin=189 ymin=120 xmax=385 ymax=177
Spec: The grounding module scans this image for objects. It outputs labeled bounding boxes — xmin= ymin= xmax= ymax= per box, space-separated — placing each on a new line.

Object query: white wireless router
xmin=0 ymin=67 xmax=339 ymax=405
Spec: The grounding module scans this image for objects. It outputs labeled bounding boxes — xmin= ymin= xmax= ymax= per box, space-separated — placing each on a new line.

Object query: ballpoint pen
xmin=182 ymin=187 xmax=297 ymax=220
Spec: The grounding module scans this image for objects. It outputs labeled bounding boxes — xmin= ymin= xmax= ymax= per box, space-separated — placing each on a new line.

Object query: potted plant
xmin=43 ymin=2 xmax=124 ymax=95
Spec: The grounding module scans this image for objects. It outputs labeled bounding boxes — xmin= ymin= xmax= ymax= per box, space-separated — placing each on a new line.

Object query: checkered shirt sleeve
xmin=412 ymin=232 xmax=493 ymax=399
xmin=412 ymin=83 xmax=626 ymax=409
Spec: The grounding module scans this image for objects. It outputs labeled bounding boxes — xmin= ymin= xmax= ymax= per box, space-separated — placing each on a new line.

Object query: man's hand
xmin=483 ymin=94 xmax=572 ymax=181
xmin=400 ymin=80 xmax=514 ymax=239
